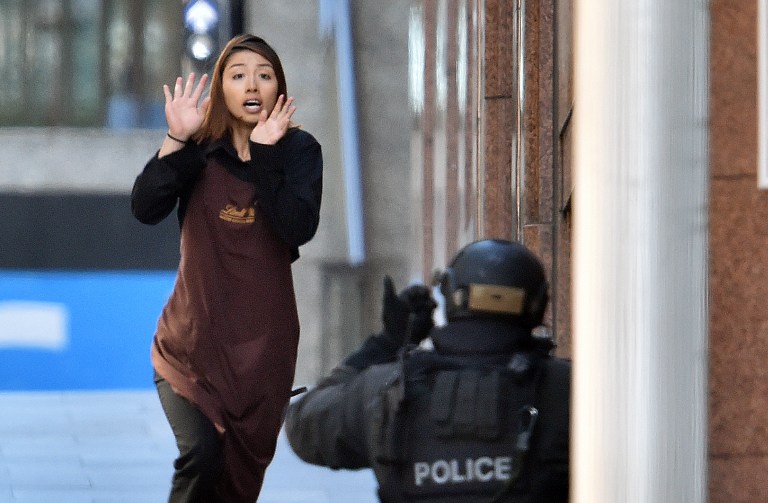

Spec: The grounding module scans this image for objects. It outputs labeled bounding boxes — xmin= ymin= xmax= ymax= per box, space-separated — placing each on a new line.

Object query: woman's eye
xmin=232 ymin=73 xmax=244 ymax=80
xmin=259 ymin=73 xmax=272 ymax=80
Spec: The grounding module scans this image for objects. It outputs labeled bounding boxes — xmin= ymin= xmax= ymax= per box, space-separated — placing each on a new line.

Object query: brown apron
xmin=152 ymin=159 xmax=299 ymax=500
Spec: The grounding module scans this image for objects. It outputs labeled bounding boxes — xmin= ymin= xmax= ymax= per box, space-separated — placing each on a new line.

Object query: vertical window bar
xmin=60 ymin=0 xmax=74 ymax=126
xmin=513 ymin=0 xmax=525 ymax=241
xmin=759 ymin=0 xmax=768 ymax=188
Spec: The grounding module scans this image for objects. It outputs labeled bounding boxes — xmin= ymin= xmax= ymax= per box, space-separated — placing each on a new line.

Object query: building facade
xmin=417 ymin=0 xmax=761 ymax=501
xmin=709 ymin=1 xmax=768 ymax=501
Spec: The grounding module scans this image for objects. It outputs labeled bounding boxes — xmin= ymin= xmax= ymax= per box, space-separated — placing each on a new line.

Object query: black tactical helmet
xmin=438 ymin=239 xmax=549 ymax=327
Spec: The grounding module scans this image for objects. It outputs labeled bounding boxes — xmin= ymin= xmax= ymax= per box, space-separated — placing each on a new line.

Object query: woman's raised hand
xmin=163 ymin=73 xmax=211 ymax=141
xmin=250 ymin=95 xmax=296 ymax=145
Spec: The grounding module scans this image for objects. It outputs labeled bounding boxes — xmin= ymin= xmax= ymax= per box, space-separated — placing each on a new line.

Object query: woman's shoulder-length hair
xmin=193 ymin=34 xmax=289 ymax=144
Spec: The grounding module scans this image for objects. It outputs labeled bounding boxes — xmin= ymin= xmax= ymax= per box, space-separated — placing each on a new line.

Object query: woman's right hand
xmin=163 ymin=73 xmax=211 ymax=141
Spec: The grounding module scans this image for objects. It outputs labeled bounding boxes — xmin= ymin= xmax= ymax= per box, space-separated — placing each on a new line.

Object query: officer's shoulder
xmin=358 ymin=360 xmax=402 ymax=392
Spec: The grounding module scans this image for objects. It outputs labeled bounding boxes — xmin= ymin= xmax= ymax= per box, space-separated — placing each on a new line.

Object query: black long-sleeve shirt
xmin=131 ymin=127 xmax=323 ymax=261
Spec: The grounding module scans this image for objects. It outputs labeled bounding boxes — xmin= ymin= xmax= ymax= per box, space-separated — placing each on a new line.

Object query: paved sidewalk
xmin=0 ymin=391 xmax=378 ymax=503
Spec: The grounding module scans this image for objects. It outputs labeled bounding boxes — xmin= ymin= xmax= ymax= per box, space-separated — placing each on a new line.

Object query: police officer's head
xmin=438 ymin=239 xmax=549 ymax=328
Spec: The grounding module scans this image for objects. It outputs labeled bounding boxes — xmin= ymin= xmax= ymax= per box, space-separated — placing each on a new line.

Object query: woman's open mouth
xmin=244 ymin=99 xmax=262 ymax=113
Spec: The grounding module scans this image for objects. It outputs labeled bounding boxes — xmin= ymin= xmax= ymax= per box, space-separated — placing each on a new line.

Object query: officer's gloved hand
xmin=381 ymin=275 xmax=437 ymax=347
xmin=342 ymin=276 xmax=436 ymax=371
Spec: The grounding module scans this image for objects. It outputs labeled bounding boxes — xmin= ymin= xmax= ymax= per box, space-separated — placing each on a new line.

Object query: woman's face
xmin=221 ymin=50 xmax=279 ymax=126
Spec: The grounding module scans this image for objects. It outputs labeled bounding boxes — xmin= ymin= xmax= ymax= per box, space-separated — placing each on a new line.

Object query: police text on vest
xmin=413 ymin=457 xmax=512 ymax=486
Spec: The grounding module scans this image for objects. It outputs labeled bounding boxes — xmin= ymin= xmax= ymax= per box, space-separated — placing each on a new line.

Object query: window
xmin=0 ymin=0 xmax=183 ymax=128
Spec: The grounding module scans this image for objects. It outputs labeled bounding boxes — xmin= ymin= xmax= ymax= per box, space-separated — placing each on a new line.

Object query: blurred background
xmin=0 ymin=0 xmax=481 ymax=392
xmin=0 ymin=0 xmax=424 ymax=391
xmin=0 ymin=0 xmax=765 ymax=502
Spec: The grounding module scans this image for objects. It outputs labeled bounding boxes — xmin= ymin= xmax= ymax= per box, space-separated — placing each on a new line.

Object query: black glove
xmin=342 ymin=276 xmax=437 ymax=370
xmin=381 ymin=275 xmax=437 ymax=346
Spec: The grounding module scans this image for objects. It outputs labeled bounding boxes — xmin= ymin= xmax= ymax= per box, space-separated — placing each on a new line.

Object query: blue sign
xmin=0 ymin=271 xmax=176 ymax=390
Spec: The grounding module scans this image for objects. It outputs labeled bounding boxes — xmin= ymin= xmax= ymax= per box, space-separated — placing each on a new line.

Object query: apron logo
xmin=219 ymin=204 xmax=255 ymax=224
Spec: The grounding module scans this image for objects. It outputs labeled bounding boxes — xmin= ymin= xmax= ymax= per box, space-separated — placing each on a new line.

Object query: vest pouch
xmin=396 ymin=367 xmax=529 ymax=500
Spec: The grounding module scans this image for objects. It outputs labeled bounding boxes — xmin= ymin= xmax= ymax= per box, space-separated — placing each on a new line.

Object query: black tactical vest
xmin=372 ymin=350 xmax=570 ymax=503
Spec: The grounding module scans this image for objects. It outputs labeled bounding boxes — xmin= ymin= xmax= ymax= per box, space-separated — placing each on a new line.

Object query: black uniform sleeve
xmin=285 ymin=363 xmax=396 ymax=470
xmin=284 ymin=366 xmax=370 ymax=469
xmin=247 ymin=129 xmax=323 ymax=248
xmin=342 ymin=333 xmax=401 ymax=370
xmin=131 ymin=143 xmax=206 ymax=225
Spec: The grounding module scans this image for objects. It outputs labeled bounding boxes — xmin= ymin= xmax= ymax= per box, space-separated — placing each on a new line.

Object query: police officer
xmin=285 ymin=239 xmax=571 ymax=502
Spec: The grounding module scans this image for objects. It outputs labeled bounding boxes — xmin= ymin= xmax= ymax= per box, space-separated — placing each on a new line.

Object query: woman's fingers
xmin=282 ymin=96 xmax=295 ymax=115
xmin=164 ymin=73 xmax=209 ymax=137
xmin=168 ymin=73 xmax=207 ymax=101
xmin=270 ymin=95 xmax=295 ymax=121
xmin=286 ymin=105 xmax=297 ymax=121
xmin=284 ymin=97 xmax=296 ymax=119
xmin=183 ymin=73 xmax=196 ymax=97
xmin=192 ymin=74 xmax=209 ymax=101
xmin=270 ymin=95 xmax=286 ymax=117
xmin=199 ymin=96 xmax=211 ymax=117
xmin=166 ymin=74 xmax=208 ymax=108
xmin=174 ymin=77 xmax=183 ymax=99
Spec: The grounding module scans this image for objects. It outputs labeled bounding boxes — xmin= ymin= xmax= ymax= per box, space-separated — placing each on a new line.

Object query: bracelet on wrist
xmin=167 ymin=132 xmax=188 ymax=144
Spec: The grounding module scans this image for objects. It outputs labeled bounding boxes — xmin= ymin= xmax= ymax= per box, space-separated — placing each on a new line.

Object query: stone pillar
xmin=572 ymin=1 xmax=709 ymax=501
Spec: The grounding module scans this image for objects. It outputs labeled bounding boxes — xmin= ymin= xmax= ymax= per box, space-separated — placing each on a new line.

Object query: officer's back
xmin=285 ymin=239 xmax=571 ymax=502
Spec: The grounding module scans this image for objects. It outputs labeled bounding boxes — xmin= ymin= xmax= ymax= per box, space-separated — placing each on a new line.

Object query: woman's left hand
xmin=250 ymin=95 xmax=296 ymax=145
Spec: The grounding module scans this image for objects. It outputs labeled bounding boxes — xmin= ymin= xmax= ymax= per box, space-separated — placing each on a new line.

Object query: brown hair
xmin=192 ymin=34 xmax=289 ymax=143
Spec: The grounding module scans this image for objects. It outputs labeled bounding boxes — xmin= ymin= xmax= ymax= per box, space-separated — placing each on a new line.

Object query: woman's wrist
xmin=166 ymin=131 xmax=189 ymax=144
xmin=159 ymin=131 xmax=190 ymax=159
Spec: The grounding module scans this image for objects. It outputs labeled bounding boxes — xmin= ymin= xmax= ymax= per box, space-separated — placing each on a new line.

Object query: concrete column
xmin=572 ymin=1 xmax=709 ymax=502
